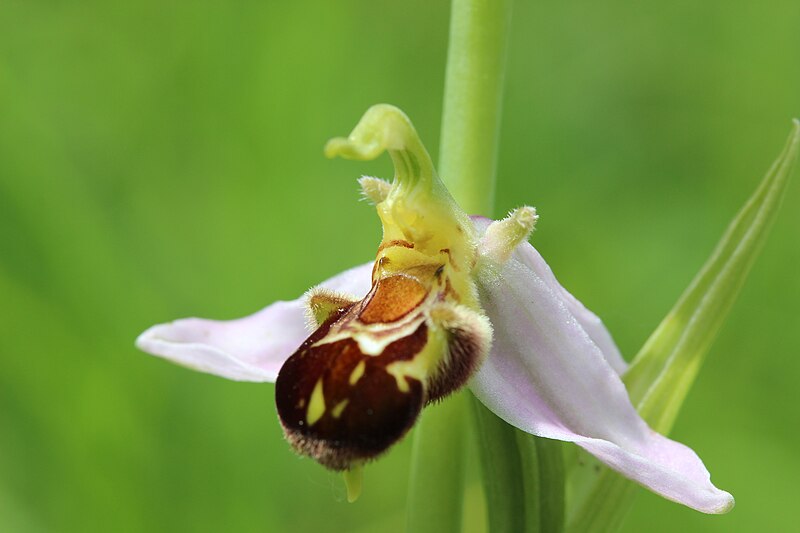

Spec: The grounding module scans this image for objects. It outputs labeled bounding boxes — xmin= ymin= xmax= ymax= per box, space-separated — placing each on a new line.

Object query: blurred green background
xmin=1 ymin=1 xmax=798 ymax=532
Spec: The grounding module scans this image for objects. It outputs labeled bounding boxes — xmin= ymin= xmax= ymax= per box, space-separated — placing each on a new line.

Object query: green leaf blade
xmin=626 ymin=120 xmax=800 ymax=432
xmin=566 ymin=121 xmax=800 ymax=532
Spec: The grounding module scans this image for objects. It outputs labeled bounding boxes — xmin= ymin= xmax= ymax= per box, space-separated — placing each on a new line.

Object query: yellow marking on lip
xmin=306 ymin=378 xmax=326 ymax=426
xmin=385 ymin=357 xmax=430 ymax=393
xmin=384 ymin=328 xmax=445 ymax=392
xmin=349 ymin=361 xmax=366 ymax=386
xmin=331 ymin=399 xmax=350 ymax=419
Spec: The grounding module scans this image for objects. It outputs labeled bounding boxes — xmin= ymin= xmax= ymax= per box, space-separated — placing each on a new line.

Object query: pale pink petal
xmin=135 ymin=262 xmax=373 ymax=382
xmin=514 ymin=243 xmax=627 ymax=374
xmin=472 ymin=215 xmax=626 ymax=374
xmin=470 ymin=253 xmax=733 ymax=513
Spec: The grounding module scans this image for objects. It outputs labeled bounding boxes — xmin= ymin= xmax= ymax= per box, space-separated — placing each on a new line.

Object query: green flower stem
xmin=472 ymin=396 xmax=566 ymax=533
xmin=407 ymin=2 xmax=522 ymax=533
xmin=471 ymin=395 xmax=526 ymax=533
xmin=406 ymin=394 xmax=469 ymax=533
xmin=517 ymin=433 xmax=566 ymax=533
xmin=439 ymin=0 xmax=514 ymax=216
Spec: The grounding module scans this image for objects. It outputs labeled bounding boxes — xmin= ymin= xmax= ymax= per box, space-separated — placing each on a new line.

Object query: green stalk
xmin=471 ymin=396 xmax=526 ymax=532
xmin=406 ymin=1 xmax=518 ymax=533
xmin=439 ymin=0 xmax=514 ymax=215
xmin=406 ymin=394 xmax=469 ymax=533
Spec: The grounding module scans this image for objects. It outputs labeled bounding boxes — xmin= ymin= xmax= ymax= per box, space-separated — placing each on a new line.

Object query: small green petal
xmin=566 ymin=120 xmax=799 ymax=532
xmin=343 ymin=464 xmax=363 ymax=503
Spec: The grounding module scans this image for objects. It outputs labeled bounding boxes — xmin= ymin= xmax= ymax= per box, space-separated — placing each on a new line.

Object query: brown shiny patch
xmin=275 ymin=319 xmax=429 ymax=470
xmin=358 ymin=275 xmax=428 ymax=324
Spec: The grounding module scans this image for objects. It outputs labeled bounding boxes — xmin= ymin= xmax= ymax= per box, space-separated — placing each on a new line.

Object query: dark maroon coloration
xmin=275 ymin=310 xmax=428 ymax=470
xmin=425 ymin=318 xmax=485 ymax=403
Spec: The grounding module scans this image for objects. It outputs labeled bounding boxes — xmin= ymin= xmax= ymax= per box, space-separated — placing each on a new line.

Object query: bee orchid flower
xmin=136 ymin=105 xmax=733 ymax=514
